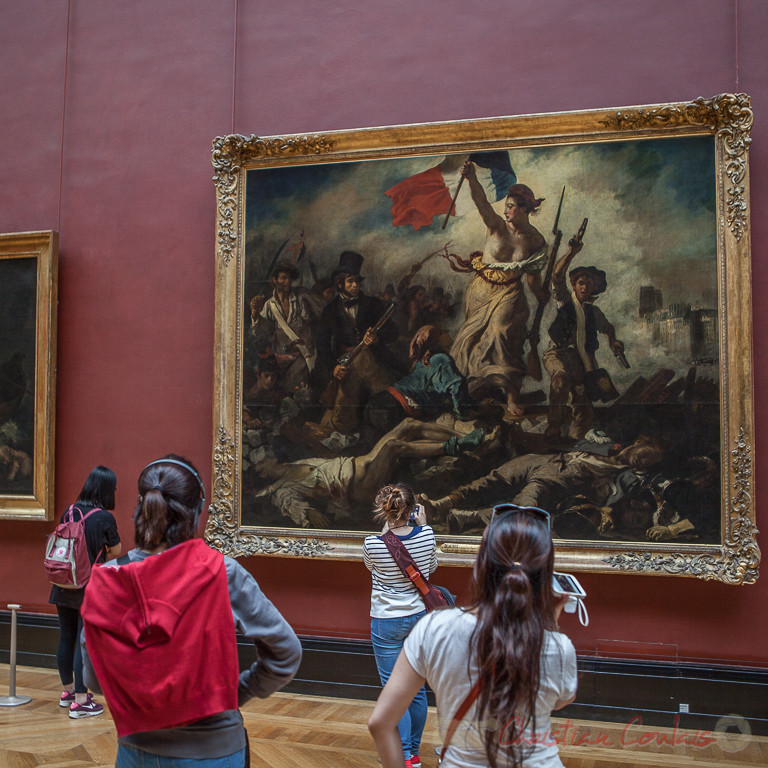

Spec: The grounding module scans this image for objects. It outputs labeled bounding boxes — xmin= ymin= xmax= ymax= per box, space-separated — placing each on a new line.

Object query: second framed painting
xmin=207 ymin=94 xmax=758 ymax=584
xmin=0 ymin=231 xmax=58 ymax=521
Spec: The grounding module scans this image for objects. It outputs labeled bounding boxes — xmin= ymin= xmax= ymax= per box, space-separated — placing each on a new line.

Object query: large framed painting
xmin=208 ymin=94 xmax=758 ymax=584
xmin=0 ymin=231 xmax=58 ymax=520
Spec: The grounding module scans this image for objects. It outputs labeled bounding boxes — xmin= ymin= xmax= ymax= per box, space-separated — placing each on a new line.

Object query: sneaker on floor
xmin=409 ymin=755 xmax=422 ymax=768
xmin=61 ymin=691 xmax=94 ymax=708
xmin=69 ymin=698 xmax=104 ymax=719
xmin=59 ymin=690 xmax=77 ymax=708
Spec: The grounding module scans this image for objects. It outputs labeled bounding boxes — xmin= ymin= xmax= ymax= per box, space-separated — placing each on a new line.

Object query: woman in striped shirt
xmin=364 ymin=483 xmax=437 ymax=768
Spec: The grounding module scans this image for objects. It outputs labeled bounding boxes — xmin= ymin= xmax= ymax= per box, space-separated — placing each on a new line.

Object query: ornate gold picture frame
xmin=208 ymin=95 xmax=757 ymax=584
xmin=0 ymin=231 xmax=58 ymax=521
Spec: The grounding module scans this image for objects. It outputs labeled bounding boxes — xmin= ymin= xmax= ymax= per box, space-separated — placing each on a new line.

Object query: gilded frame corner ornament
xmin=212 ymin=135 xmax=336 ymax=268
xmin=209 ymin=96 xmax=758 ymax=583
xmin=600 ymin=93 xmax=753 ymax=242
xmin=0 ymin=231 xmax=58 ymax=521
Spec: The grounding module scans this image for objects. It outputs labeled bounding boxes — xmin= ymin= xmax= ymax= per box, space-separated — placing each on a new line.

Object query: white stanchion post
xmin=0 ymin=603 xmax=32 ymax=706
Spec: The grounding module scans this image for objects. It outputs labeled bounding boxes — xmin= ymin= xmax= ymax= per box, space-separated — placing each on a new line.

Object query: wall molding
xmin=3 ymin=611 xmax=766 ymax=737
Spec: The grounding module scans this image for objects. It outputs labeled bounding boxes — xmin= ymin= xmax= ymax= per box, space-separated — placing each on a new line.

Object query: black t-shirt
xmin=49 ymin=503 xmax=121 ymax=609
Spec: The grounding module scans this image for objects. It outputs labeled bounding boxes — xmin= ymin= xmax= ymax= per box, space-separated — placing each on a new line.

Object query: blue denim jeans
xmin=370 ymin=612 xmax=427 ymax=757
xmin=115 ymin=744 xmax=247 ymax=768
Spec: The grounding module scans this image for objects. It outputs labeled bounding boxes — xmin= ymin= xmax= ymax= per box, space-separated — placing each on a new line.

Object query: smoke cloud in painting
xmin=246 ymin=135 xmax=718 ymax=391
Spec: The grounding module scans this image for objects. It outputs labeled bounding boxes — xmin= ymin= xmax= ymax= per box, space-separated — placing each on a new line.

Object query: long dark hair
xmin=469 ymin=509 xmax=557 ymax=768
xmin=133 ymin=454 xmax=204 ymax=550
xmin=76 ymin=465 xmax=117 ymax=510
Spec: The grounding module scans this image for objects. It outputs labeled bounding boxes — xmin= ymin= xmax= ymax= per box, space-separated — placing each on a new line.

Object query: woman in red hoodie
xmin=80 ymin=455 xmax=302 ymax=768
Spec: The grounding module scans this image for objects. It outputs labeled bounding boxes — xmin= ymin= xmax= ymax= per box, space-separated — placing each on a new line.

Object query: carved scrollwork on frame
xmin=601 ymin=94 xmax=753 ymax=241
xmin=204 ymin=427 xmax=238 ymax=553
xmin=211 ymin=134 xmax=336 ymax=267
xmin=604 ymin=428 xmax=759 ymax=585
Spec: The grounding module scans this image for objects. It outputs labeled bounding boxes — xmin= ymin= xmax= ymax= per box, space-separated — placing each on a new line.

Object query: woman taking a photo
xmin=49 ymin=465 xmax=121 ymax=718
xmin=364 ymin=482 xmax=437 ymax=768
xmin=368 ymin=503 xmax=577 ymax=768
xmin=80 ymin=455 xmax=302 ymax=767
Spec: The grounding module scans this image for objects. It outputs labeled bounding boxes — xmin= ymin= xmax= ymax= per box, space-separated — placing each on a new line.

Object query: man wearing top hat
xmin=314 ymin=251 xmax=399 ymax=434
xmin=253 ymin=261 xmax=320 ymax=392
xmin=543 ymin=238 xmax=624 ymax=440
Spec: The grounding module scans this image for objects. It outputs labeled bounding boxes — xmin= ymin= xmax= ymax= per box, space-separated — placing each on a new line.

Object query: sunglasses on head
xmin=489 ymin=503 xmax=551 ymax=530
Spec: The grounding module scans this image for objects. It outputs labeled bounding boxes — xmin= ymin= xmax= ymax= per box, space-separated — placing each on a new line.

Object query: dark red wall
xmin=1 ymin=0 xmax=766 ymax=665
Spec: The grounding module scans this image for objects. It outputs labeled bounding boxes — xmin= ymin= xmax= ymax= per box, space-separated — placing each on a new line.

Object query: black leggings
xmin=56 ymin=605 xmax=86 ymax=693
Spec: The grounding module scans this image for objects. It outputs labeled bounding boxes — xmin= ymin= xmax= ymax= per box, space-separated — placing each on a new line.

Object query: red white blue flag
xmin=386 ymin=151 xmax=516 ymax=230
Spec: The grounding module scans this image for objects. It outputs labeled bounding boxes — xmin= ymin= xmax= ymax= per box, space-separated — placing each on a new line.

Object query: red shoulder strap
xmin=66 ymin=504 xmax=102 ymax=522
xmin=440 ymin=679 xmax=481 ymax=763
xmin=381 ymin=530 xmax=430 ymax=593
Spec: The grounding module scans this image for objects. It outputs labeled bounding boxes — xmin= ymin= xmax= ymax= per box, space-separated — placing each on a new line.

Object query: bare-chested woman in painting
xmin=449 ymin=160 xmax=550 ymax=418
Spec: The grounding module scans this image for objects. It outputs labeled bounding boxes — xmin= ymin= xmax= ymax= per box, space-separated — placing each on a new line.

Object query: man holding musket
xmin=314 ymin=251 xmax=399 ymax=435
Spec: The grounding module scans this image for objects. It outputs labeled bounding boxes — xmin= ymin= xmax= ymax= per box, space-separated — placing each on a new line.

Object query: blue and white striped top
xmin=364 ymin=525 xmax=438 ymax=618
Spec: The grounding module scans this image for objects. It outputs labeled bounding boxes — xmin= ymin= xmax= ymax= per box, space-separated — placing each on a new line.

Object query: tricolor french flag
xmin=386 ymin=151 xmax=516 ymax=230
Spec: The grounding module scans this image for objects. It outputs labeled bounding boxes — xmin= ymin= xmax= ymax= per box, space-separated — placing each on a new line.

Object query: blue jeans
xmin=115 ymin=744 xmax=247 ymax=768
xmin=371 ymin=612 xmax=427 ymax=757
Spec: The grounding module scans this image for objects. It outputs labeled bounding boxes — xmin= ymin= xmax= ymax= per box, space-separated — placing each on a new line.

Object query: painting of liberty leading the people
xmin=240 ymin=135 xmax=721 ymax=545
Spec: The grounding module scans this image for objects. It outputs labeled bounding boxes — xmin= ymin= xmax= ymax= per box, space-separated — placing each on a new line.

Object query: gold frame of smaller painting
xmin=0 ymin=231 xmax=58 ymax=521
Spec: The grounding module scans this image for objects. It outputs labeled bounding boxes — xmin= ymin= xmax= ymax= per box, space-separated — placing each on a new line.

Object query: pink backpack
xmin=44 ymin=505 xmax=102 ymax=589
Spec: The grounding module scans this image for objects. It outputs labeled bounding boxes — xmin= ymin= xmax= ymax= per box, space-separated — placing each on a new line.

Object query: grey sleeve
xmin=225 ymin=557 xmax=303 ymax=706
xmin=80 ymin=627 xmax=102 ymax=694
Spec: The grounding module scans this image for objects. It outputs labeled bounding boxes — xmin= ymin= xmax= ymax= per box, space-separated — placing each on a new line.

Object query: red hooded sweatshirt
xmin=81 ymin=539 xmax=239 ymax=737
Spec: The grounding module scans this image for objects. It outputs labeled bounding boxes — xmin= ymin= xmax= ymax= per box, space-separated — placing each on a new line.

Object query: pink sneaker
xmin=409 ymin=755 xmax=422 ymax=768
xmin=69 ymin=697 xmax=104 ymax=719
xmin=59 ymin=690 xmax=77 ymax=708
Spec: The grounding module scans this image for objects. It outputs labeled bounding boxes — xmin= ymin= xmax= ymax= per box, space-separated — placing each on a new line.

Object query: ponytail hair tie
xmin=509 ymin=561 xmax=524 ymax=571
xmin=151 ymin=484 xmax=163 ymax=491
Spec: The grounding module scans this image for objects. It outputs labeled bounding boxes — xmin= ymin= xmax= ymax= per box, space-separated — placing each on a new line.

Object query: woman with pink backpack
xmin=48 ymin=465 xmax=121 ymax=718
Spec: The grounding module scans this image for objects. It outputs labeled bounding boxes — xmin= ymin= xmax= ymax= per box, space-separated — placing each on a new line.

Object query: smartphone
xmin=552 ymin=572 xmax=586 ymax=613
xmin=552 ymin=572 xmax=588 ymax=625
xmin=408 ymin=503 xmax=424 ymax=526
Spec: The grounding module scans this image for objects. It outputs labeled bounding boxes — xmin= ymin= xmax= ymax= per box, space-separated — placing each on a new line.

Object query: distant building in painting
xmin=639 ymin=285 xmax=718 ymax=362
xmin=638 ymin=285 xmax=663 ymax=317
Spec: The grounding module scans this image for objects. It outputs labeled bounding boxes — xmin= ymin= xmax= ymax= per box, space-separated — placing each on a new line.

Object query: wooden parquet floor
xmin=1 ymin=664 xmax=765 ymax=767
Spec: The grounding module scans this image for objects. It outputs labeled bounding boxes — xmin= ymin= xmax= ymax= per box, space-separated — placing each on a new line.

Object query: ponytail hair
xmin=133 ymin=454 xmax=204 ymax=550
xmin=372 ymin=482 xmax=416 ymax=527
xmin=469 ymin=509 xmax=556 ymax=768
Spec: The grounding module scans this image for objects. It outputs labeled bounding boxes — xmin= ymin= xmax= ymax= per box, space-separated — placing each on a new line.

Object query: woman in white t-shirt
xmin=364 ymin=483 xmax=437 ymax=768
xmin=369 ymin=503 xmax=577 ymax=768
